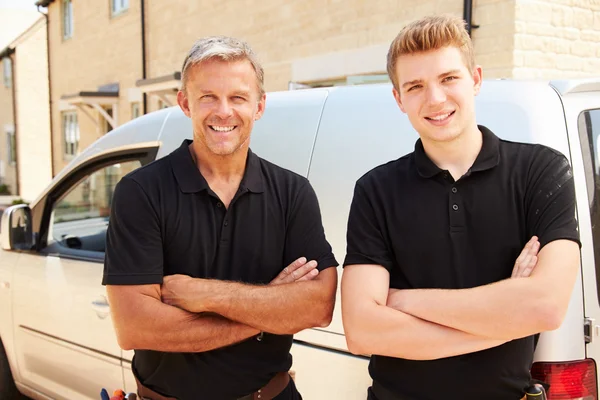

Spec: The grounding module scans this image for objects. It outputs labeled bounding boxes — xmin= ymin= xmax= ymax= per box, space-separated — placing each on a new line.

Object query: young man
xmin=341 ymin=15 xmax=580 ymax=400
xmin=103 ymin=36 xmax=338 ymax=400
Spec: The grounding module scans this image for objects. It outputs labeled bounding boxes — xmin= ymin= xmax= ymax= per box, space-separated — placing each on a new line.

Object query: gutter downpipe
xmin=141 ymin=0 xmax=147 ymax=114
xmin=463 ymin=0 xmax=479 ymax=36
xmin=38 ymin=5 xmax=55 ymax=178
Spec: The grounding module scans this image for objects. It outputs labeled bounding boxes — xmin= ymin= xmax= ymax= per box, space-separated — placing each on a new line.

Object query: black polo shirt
xmin=344 ymin=126 xmax=580 ymax=400
xmin=103 ymin=139 xmax=338 ymax=400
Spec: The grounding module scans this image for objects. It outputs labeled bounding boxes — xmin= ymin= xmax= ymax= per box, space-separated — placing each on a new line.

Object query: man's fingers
xmin=296 ymin=269 xmax=319 ymax=282
xmin=271 ymin=257 xmax=307 ymax=283
xmin=293 ymin=260 xmax=318 ymax=281
xmin=512 ymin=237 xmax=540 ymax=278
xmin=520 ymin=256 xmax=538 ymax=277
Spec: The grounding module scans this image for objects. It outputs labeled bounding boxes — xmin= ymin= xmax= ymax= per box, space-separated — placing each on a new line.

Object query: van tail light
xmin=531 ymin=359 xmax=597 ymax=400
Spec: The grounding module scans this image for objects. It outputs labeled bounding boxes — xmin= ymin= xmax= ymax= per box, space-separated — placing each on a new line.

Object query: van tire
xmin=0 ymin=338 xmax=23 ymax=399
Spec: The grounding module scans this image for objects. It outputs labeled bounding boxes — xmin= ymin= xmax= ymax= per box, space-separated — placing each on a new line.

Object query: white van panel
xmin=155 ymin=89 xmax=329 ymax=177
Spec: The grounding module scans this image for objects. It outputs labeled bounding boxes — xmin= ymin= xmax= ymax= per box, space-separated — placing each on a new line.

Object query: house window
xmin=111 ymin=0 xmax=129 ymax=15
xmin=62 ymin=111 xmax=79 ymax=157
xmin=131 ymin=102 xmax=140 ymax=119
xmin=6 ymin=128 xmax=16 ymax=165
xmin=62 ymin=0 xmax=73 ymax=39
xmin=3 ymin=57 xmax=12 ymax=88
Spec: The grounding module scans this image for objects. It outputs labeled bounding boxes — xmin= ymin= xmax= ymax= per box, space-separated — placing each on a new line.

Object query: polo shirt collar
xmin=414 ymin=125 xmax=500 ymax=178
xmin=171 ymin=139 xmax=264 ymax=194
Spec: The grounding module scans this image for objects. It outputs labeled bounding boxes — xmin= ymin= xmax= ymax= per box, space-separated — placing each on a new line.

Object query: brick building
xmin=31 ymin=0 xmax=600 ymax=176
xmin=0 ymin=13 xmax=52 ymax=201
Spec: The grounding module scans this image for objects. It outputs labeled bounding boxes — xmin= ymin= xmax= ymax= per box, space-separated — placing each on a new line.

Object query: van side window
xmin=579 ymin=109 xmax=600 ymax=304
xmin=49 ymin=160 xmax=141 ymax=253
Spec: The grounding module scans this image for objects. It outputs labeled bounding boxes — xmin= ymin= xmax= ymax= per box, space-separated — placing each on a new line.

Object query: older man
xmin=103 ymin=36 xmax=338 ymax=400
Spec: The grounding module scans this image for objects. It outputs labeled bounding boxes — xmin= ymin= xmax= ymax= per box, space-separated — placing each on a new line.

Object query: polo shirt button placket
xmin=452 ymin=187 xmax=458 ymax=193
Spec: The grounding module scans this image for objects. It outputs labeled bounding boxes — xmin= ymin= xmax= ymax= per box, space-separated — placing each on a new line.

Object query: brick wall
xmin=13 ymin=18 xmax=53 ymax=202
xmin=513 ymin=0 xmax=600 ymax=78
xmin=47 ymin=0 xmax=141 ymax=174
xmin=43 ymin=0 xmax=600 ymax=174
xmin=143 ymin=0 xmax=520 ymax=90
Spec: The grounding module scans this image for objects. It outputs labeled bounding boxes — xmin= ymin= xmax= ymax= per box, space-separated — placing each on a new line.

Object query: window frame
xmin=62 ymin=111 xmax=79 ymax=159
xmin=6 ymin=126 xmax=16 ymax=165
xmin=35 ymin=147 xmax=158 ymax=260
xmin=2 ymin=57 xmax=12 ymax=88
xmin=47 ymin=159 xmax=143 ymax=256
xmin=577 ymin=107 xmax=600 ymax=307
xmin=131 ymin=102 xmax=140 ymax=119
xmin=62 ymin=0 xmax=73 ymax=40
xmin=110 ymin=0 xmax=129 ymax=16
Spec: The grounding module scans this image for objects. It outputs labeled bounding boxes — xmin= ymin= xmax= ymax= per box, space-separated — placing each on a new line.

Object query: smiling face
xmin=392 ymin=46 xmax=482 ymax=145
xmin=177 ymin=58 xmax=266 ymax=157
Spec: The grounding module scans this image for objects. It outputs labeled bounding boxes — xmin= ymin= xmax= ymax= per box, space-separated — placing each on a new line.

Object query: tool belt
xmin=135 ymin=371 xmax=290 ymax=400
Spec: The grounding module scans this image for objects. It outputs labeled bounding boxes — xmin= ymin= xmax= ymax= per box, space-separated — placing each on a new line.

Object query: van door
xmin=300 ymin=84 xmax=416 ymax=398
xmin=11 ymin=150 xmax=155 ymax=400
xmin=565 ymin=91 xmax=600 ymax=369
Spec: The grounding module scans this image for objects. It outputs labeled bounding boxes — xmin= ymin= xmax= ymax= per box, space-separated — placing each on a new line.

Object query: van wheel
xmin=0 ymin=338 xmax=24 ymax=399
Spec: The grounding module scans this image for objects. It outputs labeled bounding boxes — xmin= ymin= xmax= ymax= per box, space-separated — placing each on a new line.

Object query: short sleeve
xmin=283 ymin=181 xmax=338 ymax=272
xmin=526 ymin=149 xmax=581 ymax=249
xmin=343 ymin=181 xmax=394 ymax=271
xmin=102 ymin=176 xmax=164 ymax=285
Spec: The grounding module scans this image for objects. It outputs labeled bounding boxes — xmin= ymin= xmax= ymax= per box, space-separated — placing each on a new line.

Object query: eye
xmin=232 ymin=96 xmax=246 ymax=101
xmin=200 ymin=94 xmax=215 ymax=100
xmin=407 ymin=85 xmax=422 ymax=92
xmin=443 ymin=76 xmax=458 ymax=82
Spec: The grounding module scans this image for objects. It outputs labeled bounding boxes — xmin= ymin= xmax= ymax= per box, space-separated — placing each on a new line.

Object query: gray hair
xmin=180 ymin=36 xmax=265 ymax=96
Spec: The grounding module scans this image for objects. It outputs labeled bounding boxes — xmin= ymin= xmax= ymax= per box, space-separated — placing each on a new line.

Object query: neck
xmin=189 ymin=142 xmax=248 ymax=183
xmin=421 ymin=124 xmax=482 ymax=180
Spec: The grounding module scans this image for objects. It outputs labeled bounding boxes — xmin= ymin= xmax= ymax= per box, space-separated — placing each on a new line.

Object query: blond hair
xmin=181 ymin=36 xmax=265 ymax=96
xmin=386 ymin=15 xmax=475 ymax=90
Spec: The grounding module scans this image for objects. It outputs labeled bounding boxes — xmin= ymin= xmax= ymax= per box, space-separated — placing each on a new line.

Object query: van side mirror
xmin=1 ymin=204 xmax=33 ymax=250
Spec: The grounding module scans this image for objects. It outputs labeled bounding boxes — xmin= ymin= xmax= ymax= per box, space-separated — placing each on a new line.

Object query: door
xmin=11 ymin=158 xmax=144 ymax=399
xmin=569 ymin=94 xmax=600 ymax=368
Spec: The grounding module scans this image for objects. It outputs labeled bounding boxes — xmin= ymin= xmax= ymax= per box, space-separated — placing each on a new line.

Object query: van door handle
xmin=91 ymin=296 xmax=110 ymax=319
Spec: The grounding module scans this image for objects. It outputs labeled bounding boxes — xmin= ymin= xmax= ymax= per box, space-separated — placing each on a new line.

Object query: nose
xmin=426 ymin=84 xmax=446 ymax=107
xmin=214 ymin=98 xmax=234 ymax=119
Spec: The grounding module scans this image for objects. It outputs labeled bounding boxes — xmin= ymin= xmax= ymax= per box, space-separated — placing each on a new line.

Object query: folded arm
xmin=341 ymin=264 xmax=506 ymax=360
xmin=163 ymin=266 xmax=337 ymax=335
xmin=388 ymin=240 xmax=580 ymax=340
xmin=107 ymin=283 xmax=259 ymax=352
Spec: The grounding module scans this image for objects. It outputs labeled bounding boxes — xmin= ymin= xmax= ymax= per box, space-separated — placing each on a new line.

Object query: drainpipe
xmin=463 ymin=0 xmax=479 ymax=36
xmin=141 ymin=0 xmax=147 ymax=114
xmin=38 ymin=5 xmax=55 ymax=178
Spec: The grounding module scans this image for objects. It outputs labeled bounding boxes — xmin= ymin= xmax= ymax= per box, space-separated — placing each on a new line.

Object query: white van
xmin=1 ymin=78 xmax=599 ymax=400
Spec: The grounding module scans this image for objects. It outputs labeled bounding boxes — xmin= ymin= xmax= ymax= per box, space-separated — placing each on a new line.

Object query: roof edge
xmin=35 ymin=0 xmax=55 ymax=7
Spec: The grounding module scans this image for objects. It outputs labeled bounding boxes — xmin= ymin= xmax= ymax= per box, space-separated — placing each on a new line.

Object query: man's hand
xmin=270 ymin=257 xmax=319 ymax=285
xmin=162 ymin=274 xmax=204 ymax=312
xmin=162 ymin=257 xmax=319 ymax=313
xmin=511 ymin=236 xmax=540 ymax=278
xmin=387 ymin=236 xmax=541 ymax=309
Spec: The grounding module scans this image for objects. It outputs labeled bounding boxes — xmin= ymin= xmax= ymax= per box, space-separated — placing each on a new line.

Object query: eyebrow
xmin=401 ymin=69 xmax=462 ymax=89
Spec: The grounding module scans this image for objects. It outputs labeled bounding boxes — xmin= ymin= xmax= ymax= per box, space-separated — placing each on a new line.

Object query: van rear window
xmin=578 ymin=109 xmax=600 ymax=305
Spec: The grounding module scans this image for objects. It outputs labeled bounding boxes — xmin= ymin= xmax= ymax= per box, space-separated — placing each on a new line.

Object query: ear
xmin=472 ymin=65 xmax=483 ymax=96
xmin=254 ymin=93 xmax=267 ymax=121
xmin=177 ymin=90 xmax=191 ymax=117
xmin=392 ymin=87 xmax=406 ymax=113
